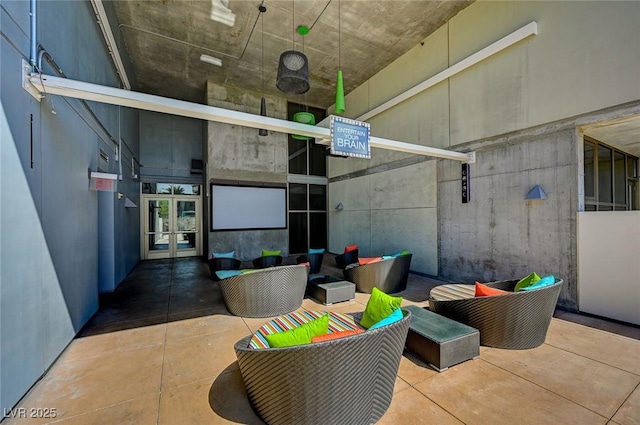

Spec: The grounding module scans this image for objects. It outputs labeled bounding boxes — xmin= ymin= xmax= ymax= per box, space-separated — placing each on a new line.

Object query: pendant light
xmin=334 ymin=0 xmax=346 ymax=115
xmin=258 ymin=4 xmax=268 ymax=136
xmin=276 ymin=0 xmax=310 ymax=95
xmin=292 ymin=25 xmax=315 ymax=140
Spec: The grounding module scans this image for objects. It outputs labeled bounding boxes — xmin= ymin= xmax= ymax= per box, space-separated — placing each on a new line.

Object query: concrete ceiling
xmin=112 ymin=0 xmax=473 ymax=108
xmin=582 ymin=114 xmax=640 ymax=157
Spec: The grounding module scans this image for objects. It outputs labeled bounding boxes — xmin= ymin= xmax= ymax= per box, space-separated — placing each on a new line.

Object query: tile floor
xmin=2 ymin=257 xmax=639 ymax=425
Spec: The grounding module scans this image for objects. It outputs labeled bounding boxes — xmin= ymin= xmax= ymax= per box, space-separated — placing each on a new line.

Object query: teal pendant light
xmin=292 ymin=110 xmax=315 ymax=140
xmin=291 ymin=24 xmax=314 ymax=140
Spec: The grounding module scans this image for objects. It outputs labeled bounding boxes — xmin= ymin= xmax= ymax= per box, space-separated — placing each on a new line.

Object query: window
xmin=287 ymin=103 xmax=328 ymax=254
xmin=142 ymin=183 xmax=201 ymax=195
xmin=584 ymin=137 xmax=638 ymax=211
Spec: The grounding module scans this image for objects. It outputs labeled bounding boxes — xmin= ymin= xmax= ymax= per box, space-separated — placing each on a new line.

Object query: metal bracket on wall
xmin=22 ymin=59 xmax=42 ymax=101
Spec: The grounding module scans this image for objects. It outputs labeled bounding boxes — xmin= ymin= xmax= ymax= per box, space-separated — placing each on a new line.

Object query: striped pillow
xmin=429 ymin=284 xmax=475 ymax=301
xmin=248 ymin=311 xmax=361 ymax=349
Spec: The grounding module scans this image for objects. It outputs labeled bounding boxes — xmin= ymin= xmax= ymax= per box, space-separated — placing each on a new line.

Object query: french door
xmin=142 ymin=196 xmax=201 ymax=259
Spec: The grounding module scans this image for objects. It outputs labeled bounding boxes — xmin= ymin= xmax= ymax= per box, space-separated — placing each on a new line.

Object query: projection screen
xmin=211 ymin=184 xmax=287 ymax=230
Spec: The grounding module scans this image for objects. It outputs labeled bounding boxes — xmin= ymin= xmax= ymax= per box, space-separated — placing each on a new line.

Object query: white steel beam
xmin=90 ymin=0 xmax=131 ymax=90
xmin=26 ymin=73 xmax=475 ymax=163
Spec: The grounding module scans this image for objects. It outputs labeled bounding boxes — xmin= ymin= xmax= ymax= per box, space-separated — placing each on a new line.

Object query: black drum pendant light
xmin=276 ymin=0 xmax=310 ymax=95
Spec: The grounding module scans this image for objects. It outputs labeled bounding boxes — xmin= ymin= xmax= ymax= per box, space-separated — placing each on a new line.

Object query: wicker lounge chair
xmin=344 ymin=255 xmax=412 ymax=294
xmin=335 ymin=249 xmax=359 ymax=269
xmin=218 ymin=264 xmax=309 ymax=317
xmin=207 ymin=257 xmax=242 ymax=281
xmin=296 ymin=252 xmax=323 ymax=274
xmin=428 ymin=278 xmax=563 ymax=349
xmin=234 ymin=310 xmax=411 ymax=425
xmin=252 ymin=255 xmax=284 ymax=269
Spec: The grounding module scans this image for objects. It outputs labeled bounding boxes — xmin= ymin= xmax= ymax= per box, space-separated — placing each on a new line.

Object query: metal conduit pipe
xmin=29 ymin=0 xmax=36 ymax=68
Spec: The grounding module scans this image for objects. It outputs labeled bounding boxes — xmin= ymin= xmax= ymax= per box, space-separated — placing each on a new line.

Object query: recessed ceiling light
xmin=200 ymin=54 xmax=222 ymax=67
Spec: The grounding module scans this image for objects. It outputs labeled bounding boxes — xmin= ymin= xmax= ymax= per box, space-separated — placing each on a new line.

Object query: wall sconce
xmin=335 ymin=202 xmax=344 ymax=211
xmin=525 ymin=185 xmax=548 ymax=201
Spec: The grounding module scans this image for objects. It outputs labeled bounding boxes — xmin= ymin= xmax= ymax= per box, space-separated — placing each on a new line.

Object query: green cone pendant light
xmin=335 ymin=69 xmax=345 ymax=115
xmin=334 ymin=0 xmax=345 ymax=115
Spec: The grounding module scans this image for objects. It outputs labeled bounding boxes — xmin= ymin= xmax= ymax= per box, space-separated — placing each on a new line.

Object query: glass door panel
xmin=175 ymin=199 xmax=198 ymax=257
xmin=146 ymin=199 xmax=171 ymax=259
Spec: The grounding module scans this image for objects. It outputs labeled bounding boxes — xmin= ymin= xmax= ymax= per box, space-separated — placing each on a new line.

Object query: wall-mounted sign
xmin=330 ymin=115 xmax=371 ymax=159
xmin=90 ymin=171 xmax=118 ymax=192
xmin=461 ymin=163 xmax=470 ymax=203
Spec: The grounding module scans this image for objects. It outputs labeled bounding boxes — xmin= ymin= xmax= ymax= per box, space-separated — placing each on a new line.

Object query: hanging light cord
xmin=261 ymin=8 xmax=264 ymax=94
xmin=338 ymin=0 xmax=341 ymax=69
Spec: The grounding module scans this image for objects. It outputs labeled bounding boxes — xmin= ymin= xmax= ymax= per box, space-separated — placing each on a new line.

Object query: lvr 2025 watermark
xmin=3 ymin=407 xmax=57 ymax=418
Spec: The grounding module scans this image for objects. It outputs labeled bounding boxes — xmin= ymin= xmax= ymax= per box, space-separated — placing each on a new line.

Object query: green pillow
xmin=264 ymin=314 xmax=329 ymax=348
xmin=514 ymin=272 xmax=541 ymax=291
xmin=360 ymin=287 xmax=403 ymax=329
xmin=262 ymin=249 xmax=282 ymax=257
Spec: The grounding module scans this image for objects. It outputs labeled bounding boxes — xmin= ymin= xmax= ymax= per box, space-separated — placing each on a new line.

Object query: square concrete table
xmin=404 ymin=305 xmax=479 ymax=372
xmin=306 ymin=275 xmax=356 ymax=305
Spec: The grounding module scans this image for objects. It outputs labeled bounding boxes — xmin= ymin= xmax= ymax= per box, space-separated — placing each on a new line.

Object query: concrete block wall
xmin=205 ymin=82 xmax=289 ymax=260
xmin=438 ymin=128 xmax=579 ymax=310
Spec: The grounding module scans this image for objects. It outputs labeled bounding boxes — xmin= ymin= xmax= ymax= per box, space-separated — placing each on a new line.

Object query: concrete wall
xmin=329 ymin=159 xmax=439 ymax=276
xmin=1 ymin=0 xmax=139 ymax=412
xmin=327 ymin=1 xmax=640 ymax=306
xmin=205 ymin=82 xmax=289 ymax=260
xmin=439 ymin=128 xmax=578 ymax=308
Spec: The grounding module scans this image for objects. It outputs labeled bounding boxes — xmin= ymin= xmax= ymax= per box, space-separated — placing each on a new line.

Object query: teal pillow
xmin=308 ymin=248 xmax=325 ymax=254
xmin=215 ymin=270 xmax=242 ymax=280
xmin=262 ymin=249 xmax=282 ymax=257
xmin=264 ymin=314 xmax=329 ymax=348
xmin=514 ymin=272 xmax=541 ymax=291
xmin=213 ymin=250 xmax=235 ymax=259
xmin=368 ymin=308 xmax=403 ymax=330
xmin=521 ymin=275 xmax=556 ymax=291
xmin=360 ymin=287 xmax=403 ymax=329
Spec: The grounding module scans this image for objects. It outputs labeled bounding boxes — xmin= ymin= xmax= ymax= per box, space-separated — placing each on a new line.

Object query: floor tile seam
xmin=543 ymin=341 xmax=640 ymax=378
xmin=156 ymin=291 xmax=171 ymax=425
xmin=41 ymin=393 xmax=161 ymax=425
xmin=84 ymin=314 xmax=170 ymax=331
xmin=55 ymin=341 xmax=168 ymax=366
xmin=554 ymin=318 xmax=640 ymax=342
xmin=478 ymin=356 xmax=613 ymax=420
xmin=167 ymin=306 xmax=230 ymax=318
xmin=165 ymin=326 xmax=252 ymax=344
xmin=409 ymin=382 xmax=469 ymax=425
xmin=607 ymin=380 xmax=640 ymax=423
xmin=160 ymin=371 xmax=233 ymax=392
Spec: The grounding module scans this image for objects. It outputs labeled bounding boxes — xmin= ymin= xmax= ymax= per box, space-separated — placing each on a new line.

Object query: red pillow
xmin=475 ymin=282 xmax=509 ymax=297
xmin=344 ymin=244 xmax=358 ymax=253
xmin=358 ymin=257 xmax=383 ymax=266
xmin=311 ymin=329 xmax=364 ymax=343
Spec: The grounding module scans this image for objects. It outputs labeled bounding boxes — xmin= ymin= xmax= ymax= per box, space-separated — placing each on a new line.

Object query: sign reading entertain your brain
xmin=330 ymin=115 xmax=371 ymax=159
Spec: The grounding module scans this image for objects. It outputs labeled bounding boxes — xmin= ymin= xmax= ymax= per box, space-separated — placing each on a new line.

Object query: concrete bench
xmin=403 ymin=305 xmax=479 ymax=372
